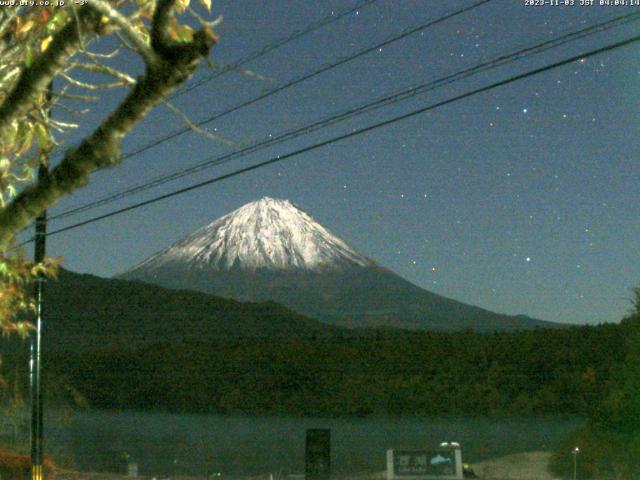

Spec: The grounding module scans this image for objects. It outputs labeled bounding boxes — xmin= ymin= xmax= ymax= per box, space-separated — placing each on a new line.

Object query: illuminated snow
xmin=128 ymin=197 xmax=373 ymax=272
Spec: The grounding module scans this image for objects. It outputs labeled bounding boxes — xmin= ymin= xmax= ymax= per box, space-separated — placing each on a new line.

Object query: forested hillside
xmin=29 ymin=323 xmax=624 ymax=417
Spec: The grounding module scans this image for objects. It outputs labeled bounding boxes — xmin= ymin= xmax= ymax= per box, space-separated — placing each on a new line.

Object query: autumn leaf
xmin=16 ymin=19 xmax=34 ymax=36
xmin=175 ymin=0 xmax=191 ymax=14
xmin=197 ymin=0 xmax=211 ymax=13
xmin=41 ymin=36 xmax=52 ymax=52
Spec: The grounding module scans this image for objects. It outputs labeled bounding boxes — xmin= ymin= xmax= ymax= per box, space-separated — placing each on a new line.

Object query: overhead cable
xmin=51 ymin=11 xmax=640 ymax=221
xmin=33 ymin=33 xmax=640 ymax=241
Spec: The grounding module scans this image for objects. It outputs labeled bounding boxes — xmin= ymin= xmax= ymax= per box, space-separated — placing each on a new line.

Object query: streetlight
xmin=572 ymin=447 xmax=580 ymax=480
xmin=439 ymin=442 xmax=460 ymax=449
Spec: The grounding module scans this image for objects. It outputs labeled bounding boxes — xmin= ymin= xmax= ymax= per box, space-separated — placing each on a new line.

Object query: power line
xmin=46 ymin=0 xmax=382 ymax=164
xmin=51 ymin=11 xmax=640 ymax=221
xmin=64 ymin=0 xmax=494 ymax=174
xmin=169 ymin=0 xmax=381 ymax=100
xmin=36 ymin=33 xmax=640 ymax=241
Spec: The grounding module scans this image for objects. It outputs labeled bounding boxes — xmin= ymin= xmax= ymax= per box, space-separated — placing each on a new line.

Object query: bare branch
xmin=0 ymin=6 xmax=101 ymax=134
xmin=204 ymin=62 xmax=273 ymax=83
xmin=0 ymin=0 xmax=218 ymax=248
xmin=162 ymin=99 xmax=238 ymax=147
xmin=87 ymin=0 xmax=157 ymax=65
xmin=70 ymin=1 xmax=87 ymax=51
xmin=187 ymin=7 xmax=222 ymax=30
xmin=53 ymin=102 xmax=90 ymax=117
xmin=69 ymin=62 xmax=136 ymax=85
xmin=59 ymin=72 xmax=130 ymax=90
xmin=82 ymin=47 xmax=121 ymax=59
xmin=51 ymin=91 xmax=100 ymax=102
xmin=0 ymin=8 xmax=19 ymax=36
xmin=0 ymin=67 xmax=20 ymax=88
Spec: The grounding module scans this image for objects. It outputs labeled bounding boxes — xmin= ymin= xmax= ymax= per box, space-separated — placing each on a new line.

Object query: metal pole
xmin=30 ymin=83 xmax=52 ymax=480
xmin=30 ymin=175 xmax=46 ymax=480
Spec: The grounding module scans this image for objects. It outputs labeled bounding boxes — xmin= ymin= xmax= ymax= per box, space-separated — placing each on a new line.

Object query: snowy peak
xmin=129 ymin=197 xmax=374 ymax=273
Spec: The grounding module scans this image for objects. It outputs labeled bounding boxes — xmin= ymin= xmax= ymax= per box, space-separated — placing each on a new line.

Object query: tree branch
xmin=0 ymin=0 xmax=218 ymax=249
xmin=0 ymin=7 xmax=101 ymax=134
xmin=87 ymin=0 xmax=157 ymax=65
xmin=162 ymin=98 xmax=237 ymax=147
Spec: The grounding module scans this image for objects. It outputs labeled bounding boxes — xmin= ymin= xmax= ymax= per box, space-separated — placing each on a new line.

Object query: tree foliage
xmin=0 ymin=0 xmax=218 ymax=334
xmin=34 ymin=323 xmax=622 ymax=417
xmin=549 ymin=289 xmax=640 ymax=479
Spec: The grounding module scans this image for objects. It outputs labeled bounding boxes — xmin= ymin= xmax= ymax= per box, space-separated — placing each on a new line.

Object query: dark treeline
xmin=548 ymin=305 xmax=640 ymax=479
xmin=21 ymin=322 xmax=625 ymax=418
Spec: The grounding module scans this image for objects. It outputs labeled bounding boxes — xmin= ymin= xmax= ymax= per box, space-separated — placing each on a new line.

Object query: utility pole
xmin=30 ymin=83 xmax=52 ymax=480
xmin=30 ymin=162 xmax=46 ymax=480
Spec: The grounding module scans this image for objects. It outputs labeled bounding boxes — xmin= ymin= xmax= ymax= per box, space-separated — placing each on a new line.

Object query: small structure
xmin=127 ymin=461 xmax=138 ymax=478
xmin=305 ymin=429 xmax=330 ymax=480
xmin=386 ymin=444 xmax=463 ymax=480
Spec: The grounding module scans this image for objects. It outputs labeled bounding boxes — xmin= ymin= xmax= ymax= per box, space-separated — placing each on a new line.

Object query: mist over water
xmin=47 ymin=411 xmax=583 ymax=477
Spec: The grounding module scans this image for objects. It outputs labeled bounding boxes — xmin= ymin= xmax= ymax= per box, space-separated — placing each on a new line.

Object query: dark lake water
xmin=47 ymin=411 xmax=582 ymax=477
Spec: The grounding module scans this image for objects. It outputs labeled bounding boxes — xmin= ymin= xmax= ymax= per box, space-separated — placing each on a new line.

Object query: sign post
xmin=305 ymin=429 xmax=330 ymax=480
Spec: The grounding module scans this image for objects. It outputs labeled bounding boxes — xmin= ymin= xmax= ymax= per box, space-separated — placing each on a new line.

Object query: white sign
xmin=386 ymin=448 xmax=463 ymax=480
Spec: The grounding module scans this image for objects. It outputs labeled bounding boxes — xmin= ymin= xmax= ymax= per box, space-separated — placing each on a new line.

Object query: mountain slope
xmin=33 ymin=268 xmax=342 ymax=352
xmin=120 ymin=197 xmax=562 ymax=332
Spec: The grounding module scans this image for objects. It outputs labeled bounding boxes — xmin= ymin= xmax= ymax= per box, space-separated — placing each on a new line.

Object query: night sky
xmin=41 ymin=0 xmax=640 ymax=325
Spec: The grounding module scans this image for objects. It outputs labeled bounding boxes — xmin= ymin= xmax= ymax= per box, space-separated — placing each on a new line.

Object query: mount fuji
xmin=119 ymin=197 xmax=560 ymax=332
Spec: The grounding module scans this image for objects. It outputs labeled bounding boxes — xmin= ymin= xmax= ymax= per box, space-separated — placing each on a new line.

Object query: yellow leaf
xmin=24 ymin=45 xmax=35 ymax=67
xmin=197 ymin=0 xmax=211 ymax=12
xmin=17 ymin=19 xmax=34 ymax=35
xmin=35 ymin=124 xmax=49 ymax=149
xmin=175 ymin=0 xmax=190 ymax=14
xmin=16 ymin=122 xmax=34 ymax=155
xmin=167 ymin=22 xmax=194 ymax=42
xmin=177 ymin=24 xmax=194 ymax=42
xmin=41 ymin=36 xmax=52 ymax=52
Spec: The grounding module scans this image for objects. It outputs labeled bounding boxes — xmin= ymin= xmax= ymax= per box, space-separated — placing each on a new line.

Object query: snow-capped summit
xmin=119 ymin=197 xmax=559 ymax=332
xmin=126 ymin=197 xmax=374 ymax=274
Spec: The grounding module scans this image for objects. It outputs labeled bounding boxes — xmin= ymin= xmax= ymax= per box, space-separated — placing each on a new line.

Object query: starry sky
xmin=40 ymin=0 xmax=640 ymax=325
